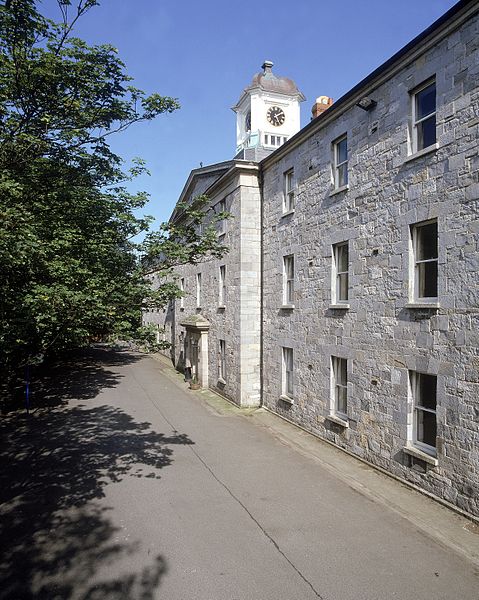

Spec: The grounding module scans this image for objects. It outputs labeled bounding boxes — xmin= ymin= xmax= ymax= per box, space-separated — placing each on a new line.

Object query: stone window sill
xmin=330 ymin=184 xmax=349 ymax=197
xmin=404 ymin=143 xmax=438 ymax=164
xmin=325 ymin=414 xmax=349 ymax=428
xmin=279 ymin=394 xmax=294 ymax=405
xmin=280 ymin=304 xmax=295 ymax=310
xmin=403 ymin=444 xmax=438 ymax=466
xmin=281 ymin=209 xmax=295 ymax=218
xmin=405 ymin=302 xmax=440 ymax=309
xmin=329 ymin=303 xmax=350 ymax=310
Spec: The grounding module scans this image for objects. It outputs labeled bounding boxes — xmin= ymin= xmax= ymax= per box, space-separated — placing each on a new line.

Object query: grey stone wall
xmin=158 ymin=166 xmax=262 ymax=407
xmin=261 ymin=10 xmax=479 ymax=516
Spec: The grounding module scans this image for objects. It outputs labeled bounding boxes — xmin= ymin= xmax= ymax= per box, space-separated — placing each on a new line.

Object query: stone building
xmin=143 ymin=158 xmax=262 ymax=406
xmin=165 ymin=159 xmax=262 ymax=407
xmin=144 ymin=0 xmax=479 ymax=518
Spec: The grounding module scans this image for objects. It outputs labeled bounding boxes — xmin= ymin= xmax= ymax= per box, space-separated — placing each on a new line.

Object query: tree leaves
xmin=0 ymin=0 xmax=179 ymax=391
xmin=0 ymin=1 xmax=228 ymax=398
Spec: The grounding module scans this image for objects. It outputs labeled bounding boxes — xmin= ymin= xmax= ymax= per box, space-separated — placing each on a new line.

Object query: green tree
xmin=0 ymin=0 xmax=226 ymax=400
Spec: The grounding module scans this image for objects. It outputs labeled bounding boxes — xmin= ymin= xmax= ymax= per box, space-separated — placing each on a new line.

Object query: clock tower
xmin=232 ymin=61 xmax=305 ymax=160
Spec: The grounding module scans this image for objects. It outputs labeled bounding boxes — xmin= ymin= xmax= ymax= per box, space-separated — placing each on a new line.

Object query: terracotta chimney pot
xmin=312 ymin=96 xmax=334 ymax=119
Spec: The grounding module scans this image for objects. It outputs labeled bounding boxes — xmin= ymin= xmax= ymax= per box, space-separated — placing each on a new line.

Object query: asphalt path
xmin=1 ymin=347 xmax=478 ymax=600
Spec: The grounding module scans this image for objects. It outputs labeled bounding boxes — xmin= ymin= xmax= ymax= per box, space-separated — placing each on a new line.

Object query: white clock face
xmin=267 ymin=106 xmax=285 ymax=127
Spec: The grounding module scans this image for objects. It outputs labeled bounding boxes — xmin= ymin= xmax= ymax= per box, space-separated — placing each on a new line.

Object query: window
xmin=410 ymin=371 xmax=437 ymax=455
xmin=283 ymin=255 xmax=294 ymax=306
xmin=332 ymin=242 xmax=349 ymax=304
xmin=283 ymin=169 xmax=294 ymax=213
xmin=219 ymin=339 xmax=226 ymax=381
xmin=411 ymin=220 xmax=438 ymax=300
xmin=245 ymin=110 xmax=251 ymax=132
xmin=411 ymin=80 xmax=436 ymax=153
xmin=333 ymin=135 xmax=348 ymax=188
xmin=219 ymin=265 xmax=226 ymax=306
xmin=265 ymin=134 xmax=288 ymax=147
xmin=217 ymin=199 xmax=226 ymax=235
xmin=157 ymin=325 xmax=167 ymax=344
xmin=180 ymin=278 xmax=185 ymax=309
xmin=332 ymin=356 xmax=348 ymax=419
xmin=196 ymin=273 xmax=202 ymax=308
xmin=282 ymin=347 xmax=293 ymax=399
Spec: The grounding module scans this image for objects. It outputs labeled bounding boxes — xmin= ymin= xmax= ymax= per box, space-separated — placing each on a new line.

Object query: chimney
xmin=311 ymin=96 xmax=333 ymax=119
xmin=262 ymin=60 xmax=274 ymax=75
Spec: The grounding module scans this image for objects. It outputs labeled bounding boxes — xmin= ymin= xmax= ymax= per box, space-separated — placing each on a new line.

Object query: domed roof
xmin=247 ymin=61 xmax=305 ymax=99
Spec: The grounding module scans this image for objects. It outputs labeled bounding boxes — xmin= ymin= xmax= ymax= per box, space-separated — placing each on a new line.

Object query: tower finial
xmin=262 ymin=60 xmax=274 ymax=74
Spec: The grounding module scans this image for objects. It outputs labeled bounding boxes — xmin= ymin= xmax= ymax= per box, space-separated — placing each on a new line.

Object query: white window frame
xmin=219 ymin=339 xmax=226 ymax=382
xmin=283 ymin=169 xmax=295 ymax=213
xmin=196 ymin=273 xmax=202 ymax=308
xmin=283 ymin=255 xmax=294 ymax=306
xmin=409 ymin=371 xmax=437 ymax=456
xmin=410 ymin=79 xmax=436 ymax=154
xmin=333 ymin=135 xmax=348 ymax=189
xmin=331 ymin=356 xmax=348 ymax=420
xmin=157 ymin=324 xmax=168 ymax=344
xmin=218 ymin=265 xmax=226 ymax=307
xmin=265 ymin=133 xmax=288 ymax=148
xmin=410 ymin=219 xmax=438 ymax=302
xmin=282 ymin=347 xmax=294 ymax=400
xmin=217 ymin=199 xmax=226 ymax=236
xmin=180 ymin=277 xmax=185 ymax=309
xmin=332 ymin=242 xmax=349 ymax=304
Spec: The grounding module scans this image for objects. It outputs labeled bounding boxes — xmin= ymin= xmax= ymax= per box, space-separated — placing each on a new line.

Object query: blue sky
xmin=43 ymin=0 xmax=458 ymax=228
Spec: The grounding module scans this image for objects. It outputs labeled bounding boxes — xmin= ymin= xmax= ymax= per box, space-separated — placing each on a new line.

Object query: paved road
xmin=1 ymin=347 xmax=478 ymax=600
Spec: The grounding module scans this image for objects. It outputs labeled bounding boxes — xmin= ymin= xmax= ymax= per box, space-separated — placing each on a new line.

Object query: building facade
xmin=144 ymin=0 xmax=479 ymax=518
xmin=145 ymin=159 xmax=263 ymax=407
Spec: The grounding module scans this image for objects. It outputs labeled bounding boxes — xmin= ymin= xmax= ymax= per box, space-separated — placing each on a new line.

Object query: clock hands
xmin=267 ymin=106 xmax=285 ymax=127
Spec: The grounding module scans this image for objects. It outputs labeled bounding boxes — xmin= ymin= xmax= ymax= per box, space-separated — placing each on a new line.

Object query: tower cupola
xmin=232 ymin=61 xmax=305 ymax=159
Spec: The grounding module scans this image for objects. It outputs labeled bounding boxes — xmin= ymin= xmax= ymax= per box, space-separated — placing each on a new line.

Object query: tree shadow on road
xmin=31 ymin=345 xmax=144 ymax=407
xmin=3 ymin=346 xmax=141 ymax=414
xmin=0 ymin=347 xmax=193 ymax=599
